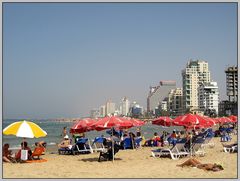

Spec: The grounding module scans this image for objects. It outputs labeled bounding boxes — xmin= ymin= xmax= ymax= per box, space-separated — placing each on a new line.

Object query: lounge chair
xmin=98 ymin=143 xmax=121 ymax=162
xmin=91 ymin=137 xmax=107 ymax=152
xmin=58 ymin=145 xmax=75 ymax=155
xmin=134 ymin=137 xmax=143 ymax=148
xmin=190 ymin=137 xmax=206 ymax=157
xmin=223 ymin=143 xmax=238 ymax=153
xmin=151 ymin=139 xmax=189 ymax=160
xmin=32 ymin=147 xmax=45 ymax=159
xmin=221 ymin=133 xmax=232 ymax=142
xmin=123 ymin=137 xmax=133 ymax=149
xmin=75 ymin=138 xmax=93 ymax=154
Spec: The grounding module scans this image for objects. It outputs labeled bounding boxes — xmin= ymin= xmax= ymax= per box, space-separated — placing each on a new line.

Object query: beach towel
xmin=25 ymin=159 xmax=48 ymax=163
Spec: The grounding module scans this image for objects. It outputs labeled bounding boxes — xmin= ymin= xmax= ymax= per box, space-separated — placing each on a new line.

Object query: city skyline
xmin=3 ymin=3 xmax=237 ymax=119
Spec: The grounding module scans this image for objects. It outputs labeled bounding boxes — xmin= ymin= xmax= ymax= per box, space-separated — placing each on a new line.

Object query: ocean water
xmin=2 ymin=119 xmax=183 ymax=150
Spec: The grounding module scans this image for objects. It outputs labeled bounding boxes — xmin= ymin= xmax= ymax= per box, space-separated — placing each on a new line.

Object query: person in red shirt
xmin=15 ymin=141 xmax=32 ymax=161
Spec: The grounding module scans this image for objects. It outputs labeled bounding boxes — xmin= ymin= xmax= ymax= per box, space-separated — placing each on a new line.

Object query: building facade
xmin=147 ymin=80 xmax=176 ymax=114
xmin=182 ymin=60 xmax=210 ymax=112
xmin=168 ymin=88 xmax=183 ymax=115
xmin=225 ymin=66 xmax=238 ymax=102
xmin=105 ymin=100 xmax=116 ymax=116
xmin=198 ymin=82 xmax=219 ymax=115
xmin=120 ymin=97 xmax=130 ymax=116
xmin=218 ymin=100 xmax=237 ymax=116
xmin=99 ymin=105 xmax=106 ymax=117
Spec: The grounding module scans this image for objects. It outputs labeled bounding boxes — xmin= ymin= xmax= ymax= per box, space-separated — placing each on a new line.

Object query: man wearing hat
xmin=58 ymin=135 xmax=72 ymax=149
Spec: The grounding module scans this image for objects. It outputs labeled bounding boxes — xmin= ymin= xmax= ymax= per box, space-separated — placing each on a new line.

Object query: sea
xmin=2 ymin=119 xmax=183 ymax=150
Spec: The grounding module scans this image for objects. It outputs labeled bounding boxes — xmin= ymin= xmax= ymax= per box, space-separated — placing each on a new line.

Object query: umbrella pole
xmin=112 ymin=127 xmax=114 ymax=162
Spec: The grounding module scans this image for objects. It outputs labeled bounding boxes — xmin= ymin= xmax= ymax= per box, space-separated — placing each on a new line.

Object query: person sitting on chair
xmin=15 ymin=141 xmax=32 ymax=161
xmin=3 ymin=143 xmax=16 ymax=163
xmin=58 ymin=135 xmax=72 ymax=149
xmin=177 ymin=158 xmax=224 ymax=172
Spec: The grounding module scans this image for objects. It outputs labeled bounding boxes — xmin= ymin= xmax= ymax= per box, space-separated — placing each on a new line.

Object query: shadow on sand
xmin=80 ymin=157 xmax=122 ymax=162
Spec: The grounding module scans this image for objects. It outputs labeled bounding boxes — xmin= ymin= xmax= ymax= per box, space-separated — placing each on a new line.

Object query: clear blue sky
xmin=3 ymin=3 xmax=237 ymax=119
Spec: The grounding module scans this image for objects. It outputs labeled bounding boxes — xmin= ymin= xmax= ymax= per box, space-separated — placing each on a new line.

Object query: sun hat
xmin=64 ymin=135 xmax=69 ymax=139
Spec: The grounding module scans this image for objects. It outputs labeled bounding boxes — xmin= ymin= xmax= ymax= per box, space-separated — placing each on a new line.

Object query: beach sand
xmin=3 ymin=135 xmax=237 ymax=179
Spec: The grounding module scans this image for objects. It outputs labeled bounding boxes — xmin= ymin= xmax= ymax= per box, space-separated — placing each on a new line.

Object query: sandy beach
xmin=3 ymin=135 xmax=237 ymax=179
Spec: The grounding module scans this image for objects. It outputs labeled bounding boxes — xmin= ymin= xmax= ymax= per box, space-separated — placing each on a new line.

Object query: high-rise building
xmin=105 ymin=100 xmax=116 ymax=116
xmin=147 ymin=80 xmax=176 ymax=114
xmin=99 ymin=105 xmax=106 ymax=117
xmin=120 ymin=97 xmax=130 ymax=116
xmin=168 ymin=88 xmax=183 ymax=115
xmin=225 ymin=66 xmax=238 ymax=102
xmin=182 ymin=60 xmax=210 ymax=112
xmin=198 ymin=82 xmax=219 ymax=115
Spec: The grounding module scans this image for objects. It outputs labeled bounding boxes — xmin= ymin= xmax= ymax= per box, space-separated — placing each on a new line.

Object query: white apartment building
xmin=182 ymin=60 xmax=211 ymax=112
xmin=120 ymin=97 xmax=130 ymax=116
xmin=160 ymin=101 xmax=168 ymax=111
xmin=105 ymin=100 xmax=116 ymax=116
xmin=168 ymin=88 xmax=183 ymax=115
xmin=198 ymin=82 xmax=219 ymax=114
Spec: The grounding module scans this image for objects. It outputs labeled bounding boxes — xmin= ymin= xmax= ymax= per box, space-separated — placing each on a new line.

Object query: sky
xmin=3 ymin=3 xmax=237 ymax=119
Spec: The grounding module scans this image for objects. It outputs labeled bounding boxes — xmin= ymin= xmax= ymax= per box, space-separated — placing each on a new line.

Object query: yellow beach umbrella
xmin=3 ymin=120 xmax=47 ymax=138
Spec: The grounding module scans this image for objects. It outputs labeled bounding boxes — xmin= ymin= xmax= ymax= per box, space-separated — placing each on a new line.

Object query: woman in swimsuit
xmin=177 ymin=158 xmax=224 ymax=172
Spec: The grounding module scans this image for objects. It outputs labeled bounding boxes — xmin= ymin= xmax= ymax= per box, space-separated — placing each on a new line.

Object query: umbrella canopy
xmin=228 ymin=115 xmax=237 ymax=122
xmin=129 ymin=118 xmax=145 ymax=127
xmin=173 ymin=113 xmax=214 ymax=129
xmin=3 ymin=120 xmax=47 ymax=138
xmin=70 ymin=118 xmax=96 ymax=134
xmin=152 ymin=116 xmax=172 ymax=127
xmin=91 ymin=116 xmax=134 ymax=131
xmin=216 ymin=117 xmax=235 ymax=124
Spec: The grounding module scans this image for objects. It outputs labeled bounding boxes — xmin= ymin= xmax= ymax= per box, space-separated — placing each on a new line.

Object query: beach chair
xmin=223 ymin=143 xmax=238 ymax=153
xmin=98 ymin=143 xmax=121 ymax=162
xmin=91 ymin=137 xmax=107 ymax=152
xmin=202 ymin=130 xmax=215 ymax=148
xmin=134 ymin=137 xmax=143 ymax=148
xmin=190 ymin=138 xmax=206 ymax=157
xmin=58 ymin=145 xmax=75 ymax=155
xmin=123 ymin=137 xmax=133 ymax=149
xmin=75 ymin=138 xmax=93 ymax=154
xmin=221 ymin=133 xmax=232 ymax=142
xmin=32 ymin=147 xmax=45 ymax=159
xmin=151 ymin=139 xmax=189 ymax=160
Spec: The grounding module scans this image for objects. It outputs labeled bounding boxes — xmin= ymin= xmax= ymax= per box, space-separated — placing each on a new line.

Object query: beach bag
xmin=21 ymin=150 xmax=28 ymax=160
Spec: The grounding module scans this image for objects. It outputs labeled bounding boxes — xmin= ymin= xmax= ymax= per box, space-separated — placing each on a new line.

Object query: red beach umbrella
xmin=90 ymin=116 xmax=134 ymax=162
xmin=216 ymin=117 xmax=235 ymax=124
xmin=228 ymin=115 xmax=237 ymax=123
xmin=91 ymin=116 xmax=134 ymax=131
xmin=152 ymin=116 xmax=172 ymax=127
xmin=129 ymin=118 xmax=145 ymax=127
xmin=173 ymin=113 xmax=214 ymax=129
xmin=70 ymin=118 xmax=96 ymax=134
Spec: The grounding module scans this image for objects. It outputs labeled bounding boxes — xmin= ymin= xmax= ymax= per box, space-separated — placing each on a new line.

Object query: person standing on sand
xmin=61 ymin=127 xmax=67 ymax=137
